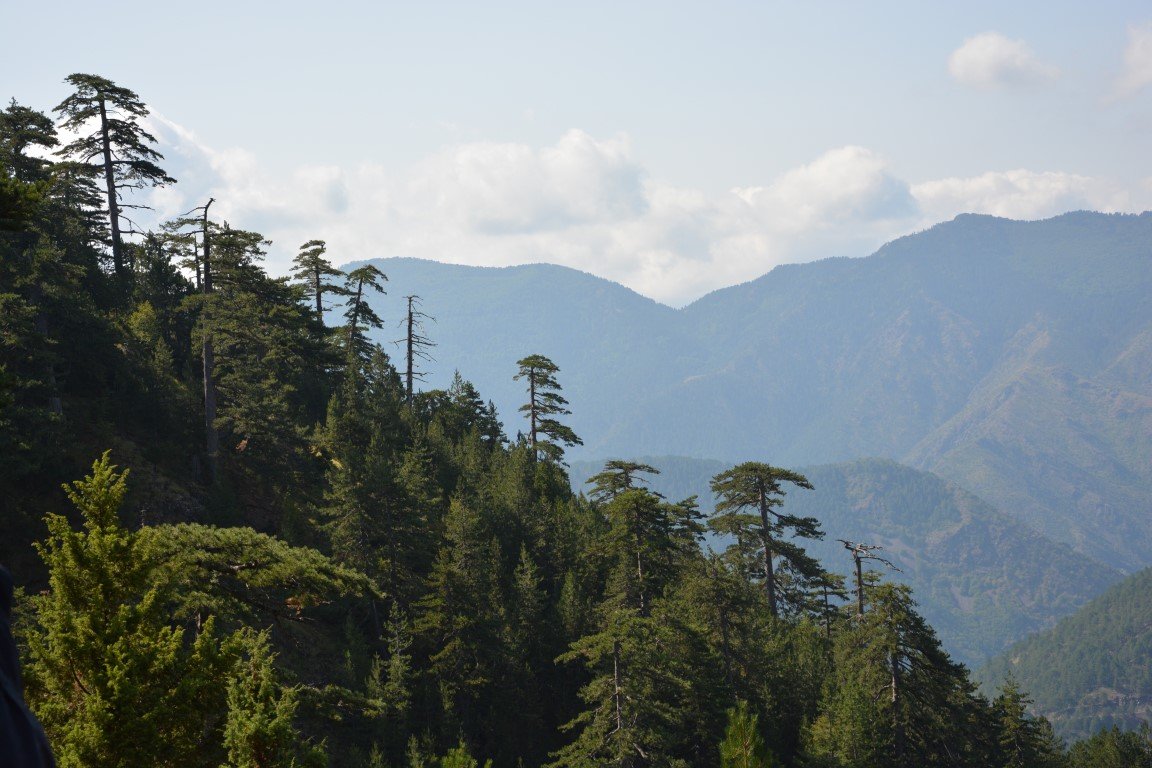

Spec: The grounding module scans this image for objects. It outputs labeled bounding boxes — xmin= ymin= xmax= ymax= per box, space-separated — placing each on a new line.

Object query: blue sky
xmin=4 ymin=1 xmax=1152 ymax=304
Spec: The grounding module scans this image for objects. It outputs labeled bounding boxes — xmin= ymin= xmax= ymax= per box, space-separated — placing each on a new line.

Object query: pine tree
xmin=514 ymin=354 xmax=581 ymax=463
xmin=343 ymin=264 xmax=388 ymax=366
xmin=720 ymin=700 xmax=777 ymax=768
xmin=990 ymin=679 xmax=1065 ymax=768
xmin=1 ymin=99 xmax=58 ymax=182
xmin=710 ymin=463 xmax=818 ymax=618
xmin=806 ymin=582 xmax=986 ymax=768
xmin=54 ymin=74 xmax=175 ymax=278
xmin=290 ymin=239 xmax=345 ymax=327
xmin=1068 ymin=725 xmax=1152 ymax=768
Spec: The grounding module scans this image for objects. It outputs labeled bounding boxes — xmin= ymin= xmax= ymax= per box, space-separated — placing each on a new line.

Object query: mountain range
xmin=351 ymin=211 xmax=1152 ymax=575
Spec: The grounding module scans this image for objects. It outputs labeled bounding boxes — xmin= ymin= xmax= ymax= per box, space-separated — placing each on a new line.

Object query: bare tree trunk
xmin=313 ymin=266 xmax=324 ymax=324
xmin=347 ymin=281 xmax=364 ymax=355
xmin=405 ymin=297 xmax=414 ymax=401
xmin=528 ymin=373 xmax=537 ymax=455
xmin=635 ymin=544 xmax=646 ymax=616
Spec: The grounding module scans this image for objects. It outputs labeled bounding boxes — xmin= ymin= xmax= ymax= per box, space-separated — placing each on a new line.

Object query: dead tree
xmin=838 ymin=539 xmax=900 ymax=617
xmin=396 ymin=295 xmax=435 ymax=403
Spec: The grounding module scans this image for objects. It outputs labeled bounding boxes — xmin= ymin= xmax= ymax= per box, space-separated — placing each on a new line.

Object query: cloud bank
xmin=141 ymin=117 xmax=1150 ymax=307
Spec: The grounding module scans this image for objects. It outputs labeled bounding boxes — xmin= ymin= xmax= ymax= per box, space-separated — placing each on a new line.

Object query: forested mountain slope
xmin=980 ymin=567 xmax=1152 ymax=742
xmin=357 ymin=211 xmax=1152 ymax=570
xmin=570 ymin=456 xmax=1119 ymax=667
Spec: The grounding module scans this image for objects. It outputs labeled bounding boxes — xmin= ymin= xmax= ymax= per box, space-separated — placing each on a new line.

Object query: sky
xmin=4 ymin=0 xmax=1152 ymax=305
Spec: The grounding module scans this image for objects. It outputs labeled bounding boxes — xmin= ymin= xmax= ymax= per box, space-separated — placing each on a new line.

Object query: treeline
xmin=1 ymin=74 xmax=1149 ymax=767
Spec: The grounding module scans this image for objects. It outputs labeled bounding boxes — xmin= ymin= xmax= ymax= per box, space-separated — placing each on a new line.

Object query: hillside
xmin=356 ymin=212 xmax=1152 ymax=571
xmin=569 ymin=456 xmax=1119 ymax=667
xmin=980 ymin=567 xmax=1152 ymax=742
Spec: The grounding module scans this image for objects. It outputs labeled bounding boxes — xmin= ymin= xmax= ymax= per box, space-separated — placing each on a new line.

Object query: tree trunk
xmin=891 ymin=650 xmax=905 ymax=767
xmin=97 ymin=94 xmax=124 ymax=277
xmin=612 ymin=639 xmax=624 ymax=735
xmin=758 ymin=486 xmax=778 ymax=617
xmin=855 ymin=555 xmax=865 ymax=617
xmin=528 ymin=371 xmax=537 ymax=456
xmin=347 ymin=281 xmax=364 ymax=355
xmin=313 ymin=266 xmax=324 ymax=324
xmin=200 ymin=200 xmax=218 ymax=484
xmin=405 ymin=297 xmax=414 ymax=402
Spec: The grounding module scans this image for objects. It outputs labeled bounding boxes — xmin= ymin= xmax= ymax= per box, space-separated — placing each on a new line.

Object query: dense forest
xmin=980 ymin=567 xmax=1152 ymax=742
xmin=2 ymin=74 xmax=1149 ymax=767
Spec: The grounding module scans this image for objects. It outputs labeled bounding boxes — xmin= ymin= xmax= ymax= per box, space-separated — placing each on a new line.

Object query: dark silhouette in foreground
xmin=0 ymin=566 xmax=54 ymax=768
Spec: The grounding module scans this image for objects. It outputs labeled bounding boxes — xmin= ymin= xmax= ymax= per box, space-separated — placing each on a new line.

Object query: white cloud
xmin=132 ymin=119 xmax=1151 ymax=307
xmin=948 ymin=32 xmax=1058 ymax=88
xmin=1114 ymin=22 xmax=1152 ymax=98
xmin=912 ymin=170 xmax=1135 ymax=221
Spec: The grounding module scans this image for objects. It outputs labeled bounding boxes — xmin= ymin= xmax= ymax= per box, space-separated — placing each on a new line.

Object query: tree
xmin=54 ymin=74 xmax=175 ymax=277
xmin=806 ymin=583 xmax=987 ymax=768
xmin=989 ymin=679 xmax=1065 ymax=768
xmin=342 ymin=264 xmax=388 ymax=366
xmin=838 ymin=540 xmax=900 ymax=618
xmin=1 ymin=99 xmax=58 ymax=182
xmin=220 ymin=629 xmax=325 ymax=768
xmin=514 ymin=354 xmax=581 ymax=463
xmin=710 ymin=463 xmax=818 ymax=618
xmin=23 ymin=453 xmax=235 ymax=768
xmin=1068 ymin=725 xmax=1152 ymax=768
xmin=290 ymin=239 xmax=345 ymax=327
xmin=587 ymin=459 xmax=661 ymax=502
xmin=720 ymin=700 xmax=777 ymax=768
xmin=399 ymin=295 xmax=435 ymax=403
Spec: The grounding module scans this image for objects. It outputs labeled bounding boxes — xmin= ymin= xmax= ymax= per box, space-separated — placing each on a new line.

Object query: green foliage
xmin=54 ymin=73 xmax=174 ymax=276
xmin=1067 ymin=725 xmax=1152 ymax=768
xmin=438 ymin=741 xmax=492 ymax=768
xmin=23 ymin=453 xmax=235 ymax=768
xmin=342 ymin=264 xmax=388 ymax=365
xmin=514 ymin=354 xmax=582 ymax=463
xmin=221 ymin=628 xmax=325 ymax=768
xmin=989 ymin=679 xmax=1065 ymax=768
xmin=981 ymin=567 xmax=1152 ymax=742
xmin=719 ymin=701 xmax=775 ymax=768
xmin=710 ymin=462 xmax=818 ymax=618
xmin=290 ymin=239 xmax=346 ymax=325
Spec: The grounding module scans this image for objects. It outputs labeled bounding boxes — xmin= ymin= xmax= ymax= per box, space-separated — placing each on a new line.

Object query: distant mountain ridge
xmin=350 ymin=211 xmax=1152 ymax=571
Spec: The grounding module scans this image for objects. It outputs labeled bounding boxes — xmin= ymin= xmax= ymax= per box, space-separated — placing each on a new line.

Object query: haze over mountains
xmin=353 ymin=211 xmax=1152 ymax=578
